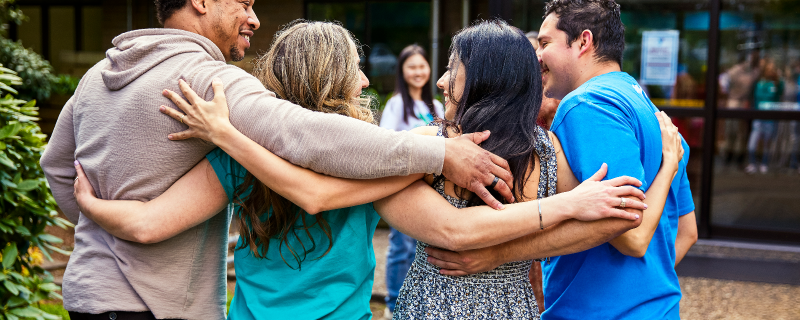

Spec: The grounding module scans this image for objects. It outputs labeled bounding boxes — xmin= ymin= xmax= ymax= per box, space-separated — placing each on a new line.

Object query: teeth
xmin=243 ymin=35 xmax=250 ymax=42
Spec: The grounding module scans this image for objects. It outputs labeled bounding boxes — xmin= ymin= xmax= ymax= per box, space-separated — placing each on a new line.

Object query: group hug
xmin=39 ymin=0 xmax=697 ymax=319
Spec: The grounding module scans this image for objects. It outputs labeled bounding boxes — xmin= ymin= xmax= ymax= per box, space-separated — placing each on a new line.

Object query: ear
xmin=189 ymin=0 xmax=209 ymax=15
xmin=577 ymin=29 xmax=594 ymax=57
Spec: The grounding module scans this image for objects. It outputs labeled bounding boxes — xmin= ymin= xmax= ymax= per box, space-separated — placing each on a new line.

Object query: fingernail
xmin=168 ymin=134 xmax=173 ymax=140
xmin=635 ymin=214 xmax=640 ymax=219
xmin=162 ymin=89 xmax=169 ymax=95
xmin=74 ymin=160 xmax=79 ymax=166
xmin=497 ymin=203 xmax=505 ymax=210
xmin=159 ymin=106 xmax=166 ymax=112
xmin=213 ymin=77 xmax=221 ymax=83
xmin=644 ymin=204 xmax=649 ymax=209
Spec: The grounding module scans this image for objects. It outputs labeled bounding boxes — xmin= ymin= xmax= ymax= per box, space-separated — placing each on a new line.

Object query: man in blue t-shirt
xmin=536 ymin=0 xmax=697 ymax=318
xmin=424 ymin=0 xmax=698 ymax=319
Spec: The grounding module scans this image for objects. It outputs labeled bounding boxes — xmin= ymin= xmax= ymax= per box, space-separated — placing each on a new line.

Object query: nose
xmin=436 ymin=73 xmax=446 ymax=90
xmin=535 ymin=46 xmax=542 ymax=61
xmin=248 ymin=8 xmax=260 ymax=30
xmin=360 ymin=70 xmax=369 ymax=89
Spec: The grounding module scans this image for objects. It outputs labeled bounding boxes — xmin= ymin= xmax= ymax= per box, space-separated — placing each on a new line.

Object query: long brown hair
xmin=236 ymin=20 xmax=373 ymax=269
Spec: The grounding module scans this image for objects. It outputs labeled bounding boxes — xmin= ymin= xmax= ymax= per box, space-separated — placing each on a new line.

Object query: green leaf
xmin=0 ymin=152 xmax=14 ymax=168
xmin=5 ymin=296 xmax=25 ymax=307
xmin=0 ymin=223 xmax=12 ymax=233
xmin=3 ymin=280 xmax=19 ymax=295
xmin=6 ymin=312 xmax=19 ymax=320
xmin=42 ymin=244 xmax=71 ymax=256
xmin=37 ymin=282 xmax=60 ymax=292
xmin=2 ymin=243 xmax=19 ymax=269
xmin=37 ymin=234 xmax=62 ymax=244
xmin=15 ymin=179 xmax=39 ymax=191
xmin=13 ymin=225 xmax=30 ymax=237
xmin=0 ymin=273 xmax=6 ymax=281
xmin=0 ymin=123 xmax=22 ymax=139
xmin=9 ymin=306 xmax=42 ymax=317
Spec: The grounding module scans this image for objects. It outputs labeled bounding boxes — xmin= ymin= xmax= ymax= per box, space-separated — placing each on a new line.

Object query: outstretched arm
xmin=374 ymin=163 xmax=646 ymax=252
xmin=161 ymin=78 xmax=515 ymax=209
xmin=608 ymin=111 xmax=685 ymax=257
xmin=74 ymin=155 xmax=421 ymax=244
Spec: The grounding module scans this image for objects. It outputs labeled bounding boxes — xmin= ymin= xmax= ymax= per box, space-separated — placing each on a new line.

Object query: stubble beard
xmin=230 ymin=44 xmax=245 ymax=62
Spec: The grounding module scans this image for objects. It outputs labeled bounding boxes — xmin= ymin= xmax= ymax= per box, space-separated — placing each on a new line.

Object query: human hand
xmin=159 ymin=78 xmax=233 ymax=143
xmin=72 ymin=160 xmax=98 ymax=215
xmin=560 ymin=163 xmax=646 ymax=221
xmin=424 ymin=245 xmax=504 ymax=277
xmin=442 ymin=131 xmax=514 ymax=210
xmin=655 ymin=111 xmax=683 ymax=175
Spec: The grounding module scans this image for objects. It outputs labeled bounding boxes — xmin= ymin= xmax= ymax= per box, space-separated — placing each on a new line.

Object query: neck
xmin=571 ymin=59 xmax=621 ymax=92
xmin=408 ymin=86 xmax=423 ymax=101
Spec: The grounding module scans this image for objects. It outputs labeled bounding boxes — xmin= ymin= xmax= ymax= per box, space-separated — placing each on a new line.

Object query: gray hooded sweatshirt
xmin=40 ymin=28 xmax=444 ymax=319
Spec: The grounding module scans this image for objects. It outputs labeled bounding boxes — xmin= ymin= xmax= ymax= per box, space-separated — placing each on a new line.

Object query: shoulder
xmin=410 ymin=125 xmax=439 ymax=136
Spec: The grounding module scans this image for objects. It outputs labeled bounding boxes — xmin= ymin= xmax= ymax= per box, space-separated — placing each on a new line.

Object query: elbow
xmin=435 ymin=225 xmax=472 ymax=252
xmin=132 ymin=230 xmax=161 ymax=245
xmin=620 ymin=235 xmax=649 ymax=258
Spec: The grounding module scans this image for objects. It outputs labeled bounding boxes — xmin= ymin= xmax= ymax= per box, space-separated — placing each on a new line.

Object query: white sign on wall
xmin=640 ymin=30 xmax=680 ymax=86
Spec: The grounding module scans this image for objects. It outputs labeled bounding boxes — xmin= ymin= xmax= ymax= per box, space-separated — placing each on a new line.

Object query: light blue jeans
xmin=385 ymin=227 xmax=417 ymax=311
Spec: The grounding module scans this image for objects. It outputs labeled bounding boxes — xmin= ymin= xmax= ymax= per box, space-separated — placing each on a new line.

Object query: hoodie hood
xmin=101 ymin=28 xmax=225 ymax=91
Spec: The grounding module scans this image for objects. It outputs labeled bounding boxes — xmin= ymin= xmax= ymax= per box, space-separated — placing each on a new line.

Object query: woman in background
xmin=379 ymin=44 xmax=444 ymax=319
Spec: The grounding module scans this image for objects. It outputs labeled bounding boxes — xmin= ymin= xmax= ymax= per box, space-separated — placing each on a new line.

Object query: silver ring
xmin=74 ymin=177 xmax=79 ymax=183
xmin=620 ymin=198 xmax=626 ymax=208
xmin=180 ymin=114 xmax=187 ymax=124
xmin=489 ymin=176 xmax=500 ymax=190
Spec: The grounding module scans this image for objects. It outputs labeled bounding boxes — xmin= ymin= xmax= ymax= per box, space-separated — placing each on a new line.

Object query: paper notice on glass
xmin=640 ymin=30 xmax=680 ymax=86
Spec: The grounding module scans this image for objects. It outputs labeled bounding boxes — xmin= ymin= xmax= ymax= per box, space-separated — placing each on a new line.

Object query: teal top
xmin=206 ymin=148 xmax=380 ymax=320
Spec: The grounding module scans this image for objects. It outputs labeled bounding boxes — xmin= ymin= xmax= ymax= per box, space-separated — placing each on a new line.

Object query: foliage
xmin=0 ymin=38 xmax=61 ymax=102
xmin=0 ymin=64 xmax=72 ymax=319
xmin=0 ymin=0 xmax=25 ymax=38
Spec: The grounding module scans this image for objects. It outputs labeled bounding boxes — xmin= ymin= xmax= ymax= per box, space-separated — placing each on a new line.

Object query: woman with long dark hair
xmin=379 ymin=44 xmax=444 ymax=317
xmin=392 ymin=20 xmax=684 ymax=319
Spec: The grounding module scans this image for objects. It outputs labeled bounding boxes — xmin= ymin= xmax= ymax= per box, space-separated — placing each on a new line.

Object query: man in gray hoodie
xmin=40 ymin=0 xmax=516 ymax=319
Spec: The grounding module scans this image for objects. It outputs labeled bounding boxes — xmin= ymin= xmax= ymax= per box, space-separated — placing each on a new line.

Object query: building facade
xmin=10 ymin=0 xmax=800 ymax=243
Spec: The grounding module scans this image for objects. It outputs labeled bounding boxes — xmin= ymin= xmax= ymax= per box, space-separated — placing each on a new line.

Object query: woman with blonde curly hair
xmin=73 ymin=20 xmax=651 ymax=319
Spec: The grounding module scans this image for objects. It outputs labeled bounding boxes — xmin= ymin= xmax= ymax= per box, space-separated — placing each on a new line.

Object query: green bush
xmin=0 ymin=64 xmax=72 ymax=319
xmin=0 ymin=38 xmax=60 ymax=102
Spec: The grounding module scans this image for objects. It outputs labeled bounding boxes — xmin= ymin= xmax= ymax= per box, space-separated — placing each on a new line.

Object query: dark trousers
xmin=68 ymin=311 xmax=158 ymax=320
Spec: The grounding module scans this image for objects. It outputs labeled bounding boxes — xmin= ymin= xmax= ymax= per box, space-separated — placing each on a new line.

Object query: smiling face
xmin=208 ymin=0 xmax=260 ymax=61
xmin=536 ymin=13 xmax=581 ymax=100
xmin=436 ymin=55 xmax=466 ymax=121
xmin=402 ymin=53 xmax=431 ymax=92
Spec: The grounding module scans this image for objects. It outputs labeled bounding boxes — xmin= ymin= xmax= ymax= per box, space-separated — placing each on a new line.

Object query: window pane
xmin=618 ymin=0 xmax=709 ymax=109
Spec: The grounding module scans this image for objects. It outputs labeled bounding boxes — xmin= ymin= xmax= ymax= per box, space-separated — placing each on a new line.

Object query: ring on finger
xmin=489 ymin=176 xmax=500 ymax=190
xmin=74 ymin=177 xmax=79 ymax=183
xmin=619 ymin=197 xmax=626 ymax=208
xmin=180 ymin=114 xmax=187 ymax=124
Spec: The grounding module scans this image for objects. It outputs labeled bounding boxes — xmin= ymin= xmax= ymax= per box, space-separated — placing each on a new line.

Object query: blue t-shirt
xmin=206 ymin=149 xmax=380 ymax=320
xmin=542 ymin=72 xmax=694 ymax=320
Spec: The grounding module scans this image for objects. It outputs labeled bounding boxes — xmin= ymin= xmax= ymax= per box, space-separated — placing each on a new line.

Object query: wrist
xmin=209 ymin=123 xmax=237 ymax=145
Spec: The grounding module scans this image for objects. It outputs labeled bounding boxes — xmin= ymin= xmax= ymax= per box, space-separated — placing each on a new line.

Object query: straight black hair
xmin=441 ymin=19 xmax=543 ymax=206
xmin=395 ymin=45 xmax=436 ymax=124
xmin=544 ymin=0 xmax=625 ymax=66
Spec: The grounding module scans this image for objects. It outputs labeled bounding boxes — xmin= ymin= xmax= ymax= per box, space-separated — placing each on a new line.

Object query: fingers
xmin=426 ymin=255 xmax=464 ymax=270
xmin=602 ymin=175 xmax=643 ymax=188
xmin=74 ymin=160 xmax=87 ymax=182
xmin=465 ymin=130 xmax=491 ymax=145
xmin=489 ymin=155 xmax=512 ymax=184
xmin=471 ymin=182 xmax=504 ymax=210
xmin=607 ymin=208 xmax=642 ymax=221
xmin=438 ymin=269 xmax=469 ymax=277
xmin=167 ymin=130 xmax=194 ymax=141
xmin=159 ymin=105 xmax=187 ymax=123
xmin=491 ymin=177 xmax=516 ymax=204
xmin=178 ymin=79 xmax=204 ymax=106
xmin=586 ymin=163 xmax=608 ymax=182
xmin=608 ymin=185 xmax=646 ymax=201
xmin=162 ymin=88 xmax=192 ymax=114
xmin=615 ymin=196 xmax=647 ymax=211
xmin=210 ymin=78 xmax=227 ymax=105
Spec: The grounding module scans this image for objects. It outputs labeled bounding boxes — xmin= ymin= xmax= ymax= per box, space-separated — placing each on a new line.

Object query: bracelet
xmin=538 ymin=199 xmax=544 ymax=230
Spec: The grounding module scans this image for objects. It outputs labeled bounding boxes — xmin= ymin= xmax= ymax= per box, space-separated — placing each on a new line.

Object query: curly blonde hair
xmin=236 ymin=20 xmax=373 ymax=268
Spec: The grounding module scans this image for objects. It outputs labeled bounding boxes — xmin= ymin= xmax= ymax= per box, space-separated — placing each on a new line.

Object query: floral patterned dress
xmin=393 ymin=124 xmax=558 ymax=319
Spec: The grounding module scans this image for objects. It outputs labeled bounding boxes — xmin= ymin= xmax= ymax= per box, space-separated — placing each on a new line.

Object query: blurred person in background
xmin=720 ymin=50 xmax=761 ymax=169
xmin=746 ymin=58 xmax=783 ymax=174
xmin=379 ymin=44 xmax=444 ymax=319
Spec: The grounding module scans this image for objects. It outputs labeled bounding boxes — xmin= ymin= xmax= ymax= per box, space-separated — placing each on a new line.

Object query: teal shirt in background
xmin=206 ymin=149 xmax=380 ymax=320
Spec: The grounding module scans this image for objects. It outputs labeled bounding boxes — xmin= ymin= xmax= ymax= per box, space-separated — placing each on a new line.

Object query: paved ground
xmin=369 ymin=228 xmax=800 ymax=319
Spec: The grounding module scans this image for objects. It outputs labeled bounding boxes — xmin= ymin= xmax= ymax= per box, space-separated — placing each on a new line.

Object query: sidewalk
xmin=370 ymin=229 xmax=800 ymax=319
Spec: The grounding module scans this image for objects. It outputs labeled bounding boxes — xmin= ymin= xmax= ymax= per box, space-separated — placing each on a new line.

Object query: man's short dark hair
xmin=544 ymin=0 xmax=625 ymax=66
xmin=155 ymin=0 xmax=188 ymax=25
